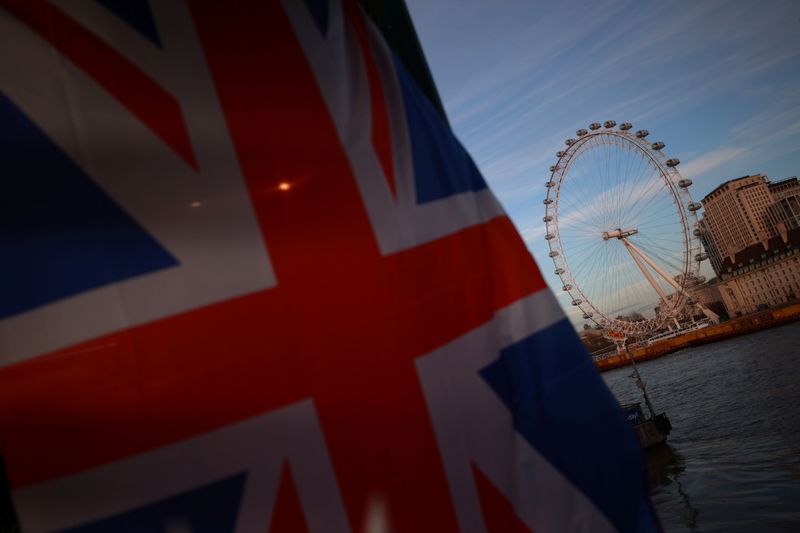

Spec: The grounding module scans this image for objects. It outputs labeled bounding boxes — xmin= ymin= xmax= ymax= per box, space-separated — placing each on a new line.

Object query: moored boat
xmin=621 ymin=402 xmax=671 ymax=449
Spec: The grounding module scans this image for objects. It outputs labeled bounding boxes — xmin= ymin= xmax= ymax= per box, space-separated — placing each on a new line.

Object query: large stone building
xmin=697 ymin=174 xmax=800 ymax=316
xmin=700 ymin=174 xmax=777 ymax=264
xmin=714 ymin=230 xmax=800 ymax=315
xmin=766 ymin=176 xmax=800 ymax=238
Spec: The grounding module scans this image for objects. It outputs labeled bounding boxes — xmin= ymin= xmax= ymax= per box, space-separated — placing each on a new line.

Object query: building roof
xmin=737 ymin=182 xmax=761 ymax=192
xmin=720 ymin=226 xmax=800 ymax=274
xmin=768 ymin=176 xmax=798 ymax=190
xmin=702 ymin=174 xmax=764 ymax=203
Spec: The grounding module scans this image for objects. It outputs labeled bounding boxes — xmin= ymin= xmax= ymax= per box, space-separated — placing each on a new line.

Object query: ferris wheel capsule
xmin=695 ymin=252 xmax=708 ymax=261
xmin=556 ymin=151 xmax=566 ymax=158
xmin=544 ymin=198 xmax=553 ymax=205
xmin=576 ymin=129 xmax=588 ymax=137
xmin=549 ymin=165 xmax=559 ymax=172
xmin=565 ymin=138 xmax=576 ymax=146
xmin=688 ymin=202 xmax=702 ymax=211
xmin=549 ymin=251 xmax=559 ymax=258
xmin=635 ymin=129 xmax=649 ymax=138
xmin=545 ymin=180 xmax=555 ymax=188
xmin=692 ymin=227 xmax=703 ymax=236
xmin=562 ymin=284 xmax=573 ymax=291
xmin=603 ymin=120 xmax=616 ymax=128
xmin=666 ymin=158 xmax=680 ymax=167
xmin=544 ymin=215 xmax=553 ymax=222
xmin=583 ymin=312 xmax=593 ymax=319
xmin=554 ymin=267 xmax=564 ymax=275
xmin=589 ymin=122 xmax=601 ymax=130
xmin=619 ymin=122 xmax=632 ymax=130
xmin=571 ymin=299 xmax=582 ymax=306
xmin=651 ymin=141 xmax=665 ymax=150
xmin=545 ymin=233 xmax=555 ymax=240
xmin=679 ymin=178 xmax=692 ymax=188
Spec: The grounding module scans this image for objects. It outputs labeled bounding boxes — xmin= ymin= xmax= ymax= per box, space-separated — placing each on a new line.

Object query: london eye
xmin=543 ymin=121 xmax=718 ymax=338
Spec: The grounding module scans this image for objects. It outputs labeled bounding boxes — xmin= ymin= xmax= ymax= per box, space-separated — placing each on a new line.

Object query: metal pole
xmin=620 ymin=341 xmax=658 ymax=419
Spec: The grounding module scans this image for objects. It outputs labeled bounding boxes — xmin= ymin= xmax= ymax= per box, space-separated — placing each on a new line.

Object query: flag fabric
xmin=0 ymin=1 xmax=659 ymax=531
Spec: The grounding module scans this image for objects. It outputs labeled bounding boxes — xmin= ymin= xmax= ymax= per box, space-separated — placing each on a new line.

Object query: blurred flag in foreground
xmin=0 ymin=0 xmax=659 ymax=531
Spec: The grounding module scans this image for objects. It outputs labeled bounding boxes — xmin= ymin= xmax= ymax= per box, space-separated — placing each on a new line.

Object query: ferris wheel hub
xmin=602 ymin=227 xmax=638 ymax=240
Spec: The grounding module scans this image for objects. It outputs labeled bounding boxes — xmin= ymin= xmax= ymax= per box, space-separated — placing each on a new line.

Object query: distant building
xmin=765 ymin=176 xmax=800 ymax=238
xmin=769 ymin=175 xmax=800 ymax=201
xmin=698 ymin=174 xmax=800 ymax=316
xmin=715 ymin=228 xmax=800 ymax=315
xmin=700 ymin=174 xmax=777 ymax=264
xmin=688 ymin=277 xmax=727 ymax=319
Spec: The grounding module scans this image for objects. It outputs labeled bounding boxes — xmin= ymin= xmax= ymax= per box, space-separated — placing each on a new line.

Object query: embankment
xmin=595 ymin=302 xmax=800 ymax=371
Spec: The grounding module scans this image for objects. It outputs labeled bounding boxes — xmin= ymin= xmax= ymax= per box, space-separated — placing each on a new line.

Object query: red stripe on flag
xmin=269 ymin=462 xmax=311 ymax=533
xmin=344 ymin=1 xmax=397 ymax=197
xmin=472 ymin=463 xmax=535 ymax=533
xmin=2 ymin=0 xmax=199 ymax=170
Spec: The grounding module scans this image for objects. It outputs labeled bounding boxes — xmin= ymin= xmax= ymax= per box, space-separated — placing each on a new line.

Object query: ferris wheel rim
xmin=544 ymin=123 xmax=702 ymax=336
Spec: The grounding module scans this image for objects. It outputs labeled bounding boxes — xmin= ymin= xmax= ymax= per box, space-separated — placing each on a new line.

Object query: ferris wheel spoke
xmin=573 ymin=138 xmax=611 ymax=229
xmin=602 ymin=141 xmax=617 ymax=230
xmin=569 ymin=241 xmax=608 ymax=277
xmin=619 ymin=161 xmax=656 ymax=223
xmin=564 ymin=160 xmax=608 ymax=230
xmin=637 ymin=211 xmax=685 ymax=225
xmin=616 ymin=141 xmax=636 ymax=214
xmin=611 ymin=148 xmax=629 ymax=223
xmin=625 ymin=182 xmax=674 ymax=229
xmin=613 ymin=149 xmax=649 ymax=230
xmin=614 ymin=143 xmax=632 ymax=222
xmin=636 ymin=236 xmax=687 ymax=270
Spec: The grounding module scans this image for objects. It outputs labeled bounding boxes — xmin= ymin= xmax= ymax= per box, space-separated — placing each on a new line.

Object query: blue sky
xmin=407 ymin=0 xmax=800 ymax=324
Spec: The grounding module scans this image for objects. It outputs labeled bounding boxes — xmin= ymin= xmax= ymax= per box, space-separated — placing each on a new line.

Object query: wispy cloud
xmin=408 ymin=0 xmax=800 ymax=323
xmin=681 ymin=147 xmax=746 ymax=182
xmin=682 ymin=86 xmax=800 ymax=189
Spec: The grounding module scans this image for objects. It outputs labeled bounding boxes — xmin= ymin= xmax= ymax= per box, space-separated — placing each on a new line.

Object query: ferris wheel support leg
xmin=622 ymin=238 xmax=682 ymax=292
xmin=622 ymin=239 xmax=669 ymax=301
xmin=623 ymin=238 xmax=720 ymax=324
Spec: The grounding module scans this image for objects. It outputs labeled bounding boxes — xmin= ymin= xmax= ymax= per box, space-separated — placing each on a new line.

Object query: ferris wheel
xmin=543 ymin=121 xmax=718 ymax=337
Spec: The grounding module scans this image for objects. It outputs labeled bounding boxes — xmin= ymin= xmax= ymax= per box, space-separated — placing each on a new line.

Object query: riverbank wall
xmin=595 ymin=302 xmax=800 ymax=372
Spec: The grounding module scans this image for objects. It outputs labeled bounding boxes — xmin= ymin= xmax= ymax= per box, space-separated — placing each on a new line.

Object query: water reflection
xmin=647 ymin=445 xmax=698 ymax=531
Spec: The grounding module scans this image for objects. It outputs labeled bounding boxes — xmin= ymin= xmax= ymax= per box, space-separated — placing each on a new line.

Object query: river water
xmin=603 ymin=321 xmax=800 ymax=532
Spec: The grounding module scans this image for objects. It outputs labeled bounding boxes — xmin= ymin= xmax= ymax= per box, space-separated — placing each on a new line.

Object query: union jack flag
xmin=0 ymin=1 xmax=659 ymax=531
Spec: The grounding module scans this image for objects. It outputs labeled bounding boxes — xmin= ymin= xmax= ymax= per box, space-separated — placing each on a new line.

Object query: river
xmin=603 ymin=321 xmax=800 ymax=532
